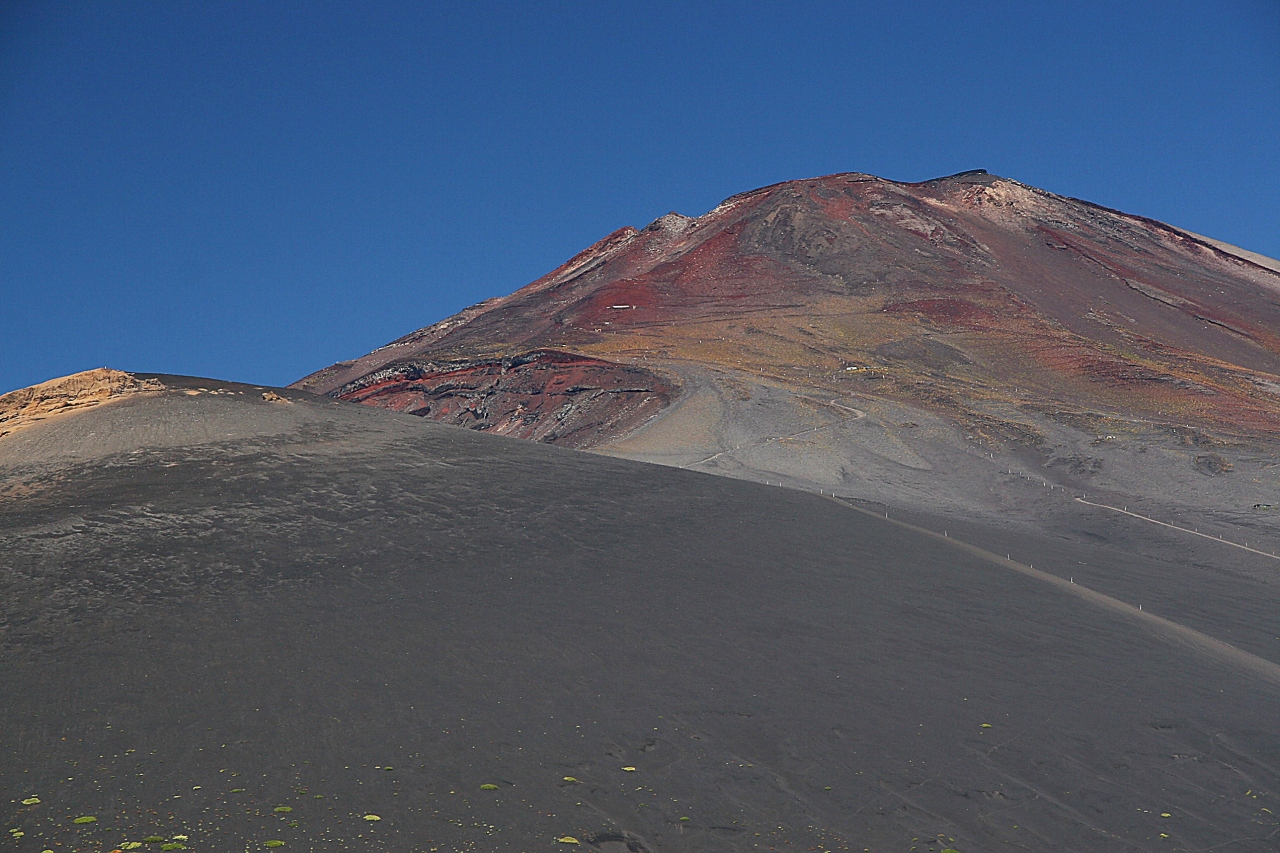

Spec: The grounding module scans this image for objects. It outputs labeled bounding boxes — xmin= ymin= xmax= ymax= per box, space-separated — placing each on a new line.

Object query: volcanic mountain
xmin=5 ymin=374 xmax=1280 ymax=852
xmin=294 ymin=170 xmax=1280 ymax=533
xmin=6 ymin=172 xmax=1280 ymax=852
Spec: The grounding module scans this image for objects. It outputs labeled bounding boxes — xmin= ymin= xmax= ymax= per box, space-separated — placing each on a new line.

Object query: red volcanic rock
xmin=296 ymin=169 xmax=1280 ymax=444
xmin=881 ymin=297 xmax=1000 ymax=328
xmin=333 ymin=350 xmax=674 ymax=449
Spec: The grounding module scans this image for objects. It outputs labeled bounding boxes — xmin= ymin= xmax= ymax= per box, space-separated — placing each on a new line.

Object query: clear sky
xmin=2 ymin=1 xmax=1277 ymax=394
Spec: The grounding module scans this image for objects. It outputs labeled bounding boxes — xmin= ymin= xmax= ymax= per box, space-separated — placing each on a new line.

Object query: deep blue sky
xmin=3 ymin=1 xmax=1278 ymax=394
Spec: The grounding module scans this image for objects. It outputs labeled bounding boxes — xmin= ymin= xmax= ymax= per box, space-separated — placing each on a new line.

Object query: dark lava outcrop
xmin=333 ymin=349 xmax=674 ymax=448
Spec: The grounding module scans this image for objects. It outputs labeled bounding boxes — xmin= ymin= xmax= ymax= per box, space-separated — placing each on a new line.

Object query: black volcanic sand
xmin=2 ymin=380 xmax=1279 ymax=853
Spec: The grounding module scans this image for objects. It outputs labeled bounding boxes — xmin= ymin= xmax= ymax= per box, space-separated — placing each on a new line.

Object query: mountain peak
xmin=294 ymin=169 xmax=1280 ymax=478
xmin=643 ymin=211 xmax=697 ymax=234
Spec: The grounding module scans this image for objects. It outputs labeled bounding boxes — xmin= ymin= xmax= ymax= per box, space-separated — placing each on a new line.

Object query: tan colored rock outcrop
xmin=0 ymin=369 xmax=163 ymax=439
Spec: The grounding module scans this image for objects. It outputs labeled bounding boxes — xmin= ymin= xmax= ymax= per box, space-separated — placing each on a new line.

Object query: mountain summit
xmin=295 ymin=170 xmax=1280 ymax=521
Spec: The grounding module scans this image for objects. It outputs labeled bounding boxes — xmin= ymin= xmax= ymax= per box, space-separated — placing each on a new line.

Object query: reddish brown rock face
xmin=296 ymin=169 xmax=1280 ymax=445
xmin=333 ymin=350 xmax=674 ymax=449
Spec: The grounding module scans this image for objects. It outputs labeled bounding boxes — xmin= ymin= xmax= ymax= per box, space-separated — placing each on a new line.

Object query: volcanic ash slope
xmin=3 ymin=375 xmax=1280 ymax=852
